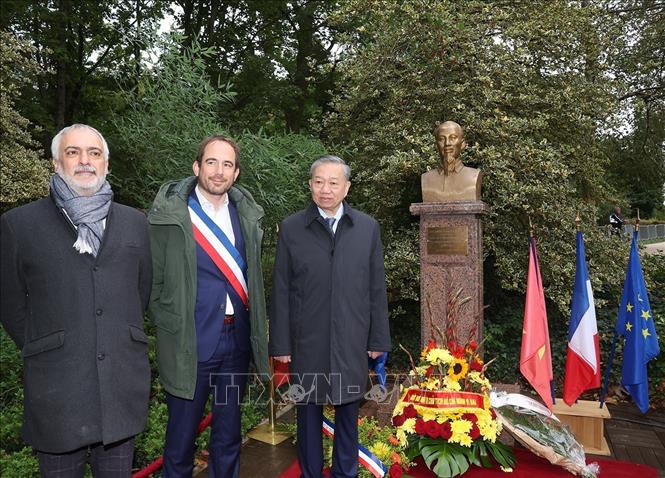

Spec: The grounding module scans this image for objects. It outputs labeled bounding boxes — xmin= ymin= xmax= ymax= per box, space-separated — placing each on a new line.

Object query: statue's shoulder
xmin=421 ymin=168 xmax=441 ymax=180
xmin=461 ymin=165 xmax=481 ymax=180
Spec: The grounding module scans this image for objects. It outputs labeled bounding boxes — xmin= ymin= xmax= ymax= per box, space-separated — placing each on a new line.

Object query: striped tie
xmin=325 ymin=217 xmax=336 ymax=234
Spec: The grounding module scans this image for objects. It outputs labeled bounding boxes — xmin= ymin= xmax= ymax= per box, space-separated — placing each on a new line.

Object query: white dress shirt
xmin=317 ymin=203 xmax=344 ymax=233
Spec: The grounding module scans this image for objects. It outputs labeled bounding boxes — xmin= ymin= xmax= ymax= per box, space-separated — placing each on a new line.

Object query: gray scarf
xmin=50 ymin=174 xmax=113 ymax=257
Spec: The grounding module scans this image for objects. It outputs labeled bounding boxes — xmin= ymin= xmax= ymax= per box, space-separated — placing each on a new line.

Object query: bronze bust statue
xmin=421 ymin=121 xmax=482 ymax=202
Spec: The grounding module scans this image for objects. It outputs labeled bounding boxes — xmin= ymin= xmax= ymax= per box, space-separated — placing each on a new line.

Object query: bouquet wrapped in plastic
xmin=491 ymin=392 xmax=599 ymax=478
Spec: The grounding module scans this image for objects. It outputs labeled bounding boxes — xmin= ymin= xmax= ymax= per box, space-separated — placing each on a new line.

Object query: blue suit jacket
xmin=193 ymin=197 xmax=250 ymax=362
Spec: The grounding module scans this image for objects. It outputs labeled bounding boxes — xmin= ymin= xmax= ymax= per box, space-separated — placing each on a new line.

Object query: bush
xmin=0 ymin=32 xmax=50 ymax=213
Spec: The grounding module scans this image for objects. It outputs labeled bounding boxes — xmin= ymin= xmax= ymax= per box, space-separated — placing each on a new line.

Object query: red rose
xmin=470 ymin=360 xmax=483 ymax=372
xmin=403 ymin=405 xmax=417 ymax=419
xmin=389 ymin=463 xmax=404 ymax=478
xmin=468 ymin=339 xmax=478 ymax=351
xmin=426 ymin=339 xmax=436 ymax=351
xmin=439 ymin=421 xmax=452 ymax=440
xmin=424 ymin=420 xmax=439 ymax=439
xmin=470 ymin=424 xmax=481 ymax=439
xmin=462 ymin=413 xmax=477 ymax=424
xmin=415 ymin=418 xmax=426 ymax=436
xmin=447 ymin=340 xmax=456 ymax=350
xmin=392 ymin=414 xmax=406 ymax=427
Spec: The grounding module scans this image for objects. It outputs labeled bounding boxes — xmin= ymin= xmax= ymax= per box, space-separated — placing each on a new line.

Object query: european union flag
xmin=615 ymin=231 xmax=660 ymax=413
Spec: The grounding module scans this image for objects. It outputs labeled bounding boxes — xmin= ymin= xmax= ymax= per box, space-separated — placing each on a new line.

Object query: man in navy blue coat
xmin=270 ymin=155 xmax=391 ymax=478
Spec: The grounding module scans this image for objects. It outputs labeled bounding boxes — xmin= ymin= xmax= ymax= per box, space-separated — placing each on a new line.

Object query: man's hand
xmin=367 ymin=351 xmax=383 ymax=359
xmin=273 ymin=355 xmax=291 ymax=363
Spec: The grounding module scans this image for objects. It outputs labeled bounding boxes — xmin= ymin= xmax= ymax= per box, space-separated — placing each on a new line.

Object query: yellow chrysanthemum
xmin=478 ymin=424 xmax=498 ymax=443
xmin=457 ymin=433 xmax=473 ymax=447
xmin=426 ymin=348 xmax=453 ymax=365
xmin=396 ymin=427 xmax=408 ymax=446
xmin=450 ymin=419 xmax=472 ymax=436
xmin=369 ymin=443 xmax=392 ymax=462
xmin=422 ymin=377 xmax=441 ymax=390
xmin=475 ymin=411 xmax=492 ymax=428
xmin=442 ymin=375 xmax=462 ymax=391
xmin=467 ymin=371 xmax=491 ymax=390
xmin=447 ymin=358 xmax=469 ymax=381
xmin=420 ymin=409 xmax=439 ymax=422
xmin=402 ymin=418 xmax=416 ymax=434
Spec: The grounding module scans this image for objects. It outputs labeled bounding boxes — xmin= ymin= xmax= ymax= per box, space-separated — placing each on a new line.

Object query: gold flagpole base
xmin=248 ymin=360 xmax=294 ymax=445
xmin=246 ymin=421 xmax=292 ymax=445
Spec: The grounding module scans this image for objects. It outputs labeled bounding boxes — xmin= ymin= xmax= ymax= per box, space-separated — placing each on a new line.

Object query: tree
xmin=602 ymin=0 xmax=665 ymax=216
xmin=324 ymin=0 xmax=628 ymax=315
xmin=0 ymin=31 xmax=50 ymax=212
xmin=170 ymin=0 xmax=344 ymax=132
xmin=0 ymin=0 xmax=167 ymax=141
xmin=108 ymin=37 xmax=327 ymax=237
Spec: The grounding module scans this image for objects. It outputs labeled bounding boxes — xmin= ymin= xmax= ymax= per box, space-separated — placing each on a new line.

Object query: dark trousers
xmin=297 ymin=400 xmax=360 ymax=478
xmin=163 ymin=326 xmax=249 ymax=478
xmin=36 ymin=437 xmax=134 ymax=478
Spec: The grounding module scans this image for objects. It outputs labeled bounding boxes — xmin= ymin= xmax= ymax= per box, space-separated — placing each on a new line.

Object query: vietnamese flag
xmin=520 ymin=236 xmax=554 ymax=409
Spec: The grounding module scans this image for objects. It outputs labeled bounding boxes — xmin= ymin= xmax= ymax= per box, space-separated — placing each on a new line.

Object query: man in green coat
xmin=148 ymin=134 xmax=268 ymax=478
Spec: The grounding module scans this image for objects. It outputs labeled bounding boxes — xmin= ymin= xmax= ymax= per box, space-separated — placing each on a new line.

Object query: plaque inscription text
xmin=427 ymin=226 xmax=468 ymax=255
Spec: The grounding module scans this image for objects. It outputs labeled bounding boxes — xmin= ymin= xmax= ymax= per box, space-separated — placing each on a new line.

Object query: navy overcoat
xmin=269 ymin=201 xmax=391 ymax=405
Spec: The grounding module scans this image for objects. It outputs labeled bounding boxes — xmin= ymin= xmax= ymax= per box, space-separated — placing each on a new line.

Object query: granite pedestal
xmin=410 ymin=201 xmax=488 ymax=348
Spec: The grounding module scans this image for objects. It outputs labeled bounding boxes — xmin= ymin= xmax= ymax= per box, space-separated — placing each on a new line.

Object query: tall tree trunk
xmin=55 ymin=0 xmax=70 ymax=132
xmin=135 ymin=0 xmax=143 ymax=80
xmin=285 ymin=3 xmax=315 ymax=132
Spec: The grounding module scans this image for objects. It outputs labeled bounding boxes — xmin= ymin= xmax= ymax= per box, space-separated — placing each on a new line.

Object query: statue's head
xmin=434 ymin=121 xmax=466 ymax=175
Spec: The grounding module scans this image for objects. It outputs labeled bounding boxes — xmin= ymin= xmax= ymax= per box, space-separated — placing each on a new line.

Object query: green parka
xmin=148 ymin=176 xmax=269 ymax=399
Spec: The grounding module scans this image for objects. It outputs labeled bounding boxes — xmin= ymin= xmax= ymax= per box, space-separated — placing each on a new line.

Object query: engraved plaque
xmin=427 ymin=226 xmax=468 ymax=255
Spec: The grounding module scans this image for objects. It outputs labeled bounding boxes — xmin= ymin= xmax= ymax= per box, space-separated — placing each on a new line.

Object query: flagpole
xmin=528 ymin=215 xmax=534 ymax=238
xmin=527 ymin=216 xmax=556 ymax=406
xmin=599 ymin=335 xmax=617 ymax=407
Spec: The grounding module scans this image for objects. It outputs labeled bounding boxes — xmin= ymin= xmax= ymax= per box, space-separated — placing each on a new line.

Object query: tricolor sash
xmin=188 ymin=193 xmax=248 ymax=306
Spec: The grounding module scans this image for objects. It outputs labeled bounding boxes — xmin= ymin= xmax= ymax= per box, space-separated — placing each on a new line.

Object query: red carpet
xmin=278 ymin=447 xmax=659 ymax=478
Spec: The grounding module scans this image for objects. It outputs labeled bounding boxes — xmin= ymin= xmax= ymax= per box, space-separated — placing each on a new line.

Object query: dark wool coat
xmin=0 ymin=196 xmax=152 ymax=453
xmin=269 ymin=201 xmax=391 ymax=405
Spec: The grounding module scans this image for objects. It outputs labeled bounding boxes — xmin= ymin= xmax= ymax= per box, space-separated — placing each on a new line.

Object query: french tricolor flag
xmin=563 ymin=231 xmax=601 ymax=405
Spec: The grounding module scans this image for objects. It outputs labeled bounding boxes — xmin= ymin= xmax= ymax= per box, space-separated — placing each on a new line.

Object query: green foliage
xmin=0 ymin=31 xmax=50 ymax=211
xmin=0 ymin=328 xmax=38 ymax=476
xmin=407 ymin=437 xmax=514 ymax=478
xmin=170 ymin=0 xmax=343 ymax=133
xmin=108 ymin=36 xmax=237 ymax=207
xmin=1 ymin=0 xmax=167 ymax=138
xmin=0 ymin=330 xmax=22 ymax=453
xmin=108 ymin=37 xmax=326 ymax=238
xmin=325 ymin=0 xmax=628 ymax=316
xmin=0 ymin=447 xmax=39 ymax=477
